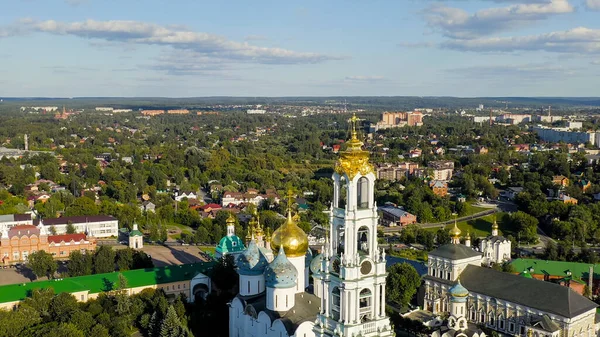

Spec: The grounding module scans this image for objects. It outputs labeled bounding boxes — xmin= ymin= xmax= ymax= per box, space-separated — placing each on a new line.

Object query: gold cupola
xmin=450 ymin=223 xmax=462 ymax=237
xmin=334 ymin=113 xmax=374 ymax=179
xmin=270 ymin=191 xmax=308 ymax=258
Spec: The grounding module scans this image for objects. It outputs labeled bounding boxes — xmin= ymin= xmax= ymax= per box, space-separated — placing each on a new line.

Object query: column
xmin=339 ymin=287 xmax=344 ymax=322
xmin=355 ymin=289 xmax=359 ymax=324
xmin=380 ymin=284 xmax=385 ymax=317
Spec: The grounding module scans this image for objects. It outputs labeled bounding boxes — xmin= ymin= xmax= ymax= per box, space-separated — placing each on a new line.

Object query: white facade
xmin=479 ymin=237 xmax=511 ymax=266
xmin=312 ymin=169 xmax=394 ymax=337
xmin=0 ymin=214 xmax=33 ymax=232
xmin=42 ymin=216 xmax=119 ymax=238
xmin=533 ymin=125 xmax=596 ymax=145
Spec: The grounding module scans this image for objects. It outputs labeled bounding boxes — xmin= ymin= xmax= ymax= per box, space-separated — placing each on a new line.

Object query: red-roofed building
xmin=1 ymin=224 xmax=96 ymax=265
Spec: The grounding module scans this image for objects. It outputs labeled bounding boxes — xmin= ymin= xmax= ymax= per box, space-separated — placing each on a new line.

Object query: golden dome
xmin=334 ymin=113 xmax=374 ymax=179
xmin=449 ymin=222 xmax=462 ymax=237
xmin=465 ymin=231 xmax=471 ymax=240
xmin=492 ymin=219 xmax=499 ymax=229
xmin=271 ymin=211 xmax=308 ymax=258
xmin=226 ymin=213 xmax=236 ymax=224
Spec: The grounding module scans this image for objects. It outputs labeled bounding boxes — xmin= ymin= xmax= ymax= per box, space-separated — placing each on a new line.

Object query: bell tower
xmin=313 ymin=114 xmax=394 ymax=337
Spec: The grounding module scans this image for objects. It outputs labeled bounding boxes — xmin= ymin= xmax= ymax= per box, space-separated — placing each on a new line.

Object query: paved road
xmin=381 ymin=209 xmax=499 ymax=233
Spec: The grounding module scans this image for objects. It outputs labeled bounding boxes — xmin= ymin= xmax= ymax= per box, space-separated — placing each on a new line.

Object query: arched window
xmin=357 ymin=226 xmax=369 ymax=254
xmin=337 ymin=177 xmax=347 ymax=209
xmin=331 ymin=287 xmax=341 ymax=321
xmin=357 ymin=177 xmax=369 ymax=209
xmin=359 ymin=288 xmax=372 ymax=322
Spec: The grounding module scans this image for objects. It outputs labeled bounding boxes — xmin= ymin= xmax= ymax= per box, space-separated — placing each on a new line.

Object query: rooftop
xmin=458 ymin=264 xmax=596 ymax=318
xmin=511 ymin=258 xmax=600 ymax=280
xmin=0 ymin=262 xmax=214 ymax=304
xmin=39 ymin=215 xmax=117 ymax=226
xmin=429 ymin=244 xmax=481 ymax=260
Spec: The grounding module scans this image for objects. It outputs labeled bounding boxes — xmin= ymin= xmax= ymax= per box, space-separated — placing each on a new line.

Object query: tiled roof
xmin=429 ymin=244 xmax=481 ymax=260
xmin=48 ymin=233 xmax=87 ymax=243
xmin=8 ymin=225 xmax=40 ymax=238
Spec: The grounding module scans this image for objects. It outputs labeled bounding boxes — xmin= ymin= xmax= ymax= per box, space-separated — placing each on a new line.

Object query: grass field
xmin=464 ymin=203 xmax=489 ymax=216
xmin=198 ymin=245 xmax=216 ymax=254
xmin=426 ymin=212 xmax=516 ymax=239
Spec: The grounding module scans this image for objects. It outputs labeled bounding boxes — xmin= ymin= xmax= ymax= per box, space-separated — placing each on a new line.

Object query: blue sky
xmin=1 ymin=0 xmax=599 ymax=97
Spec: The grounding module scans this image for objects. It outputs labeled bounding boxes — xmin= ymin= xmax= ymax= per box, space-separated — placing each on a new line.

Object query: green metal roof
xmin=0 ymin=262 xmax=214 ymax=304
xmin=511 ymin=258 xmax=598 ymax=281
xmin=129 ymin=229 xmax=143 ymax=237
xmin=215 ymin=235 xmax=245 ymax=254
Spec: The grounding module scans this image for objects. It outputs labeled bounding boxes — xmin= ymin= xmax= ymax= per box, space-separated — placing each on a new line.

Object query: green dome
xmin=216 ymin=235 xmax=245 ymax=254
xmin=519 ymin=270 xmax=534 ymax=279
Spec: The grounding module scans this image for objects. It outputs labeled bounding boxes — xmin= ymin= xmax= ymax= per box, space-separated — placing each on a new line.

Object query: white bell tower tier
xmin=313 ymin=113 xmax=394 ymax=337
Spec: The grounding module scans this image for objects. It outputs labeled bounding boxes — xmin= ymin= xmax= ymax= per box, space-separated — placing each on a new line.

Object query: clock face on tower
xmin=332 ymin=258 xmax=341 ymax=274
xmin=360 ymin=260 xmax=372 ymax=275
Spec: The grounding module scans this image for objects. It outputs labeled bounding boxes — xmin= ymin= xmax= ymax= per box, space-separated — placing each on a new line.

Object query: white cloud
xmin=244 ymin=35 xmax=268 ymax=41
xmin=425 ymin=0 xmax=574 ymax=38
xmin=397 ymin=42 xmax=434 ymax=48
xmin=447 ymin=63 xmax=579 ymax=79
xmin=18 ymin=19 xmax=343 ymax=65
xmin=345 ymin=76 xmax=386 ymax=81
xmin=442 ymin=27 xmax=600 ymax=54
xmin=586 ymin=0 xmax=600 ymax=10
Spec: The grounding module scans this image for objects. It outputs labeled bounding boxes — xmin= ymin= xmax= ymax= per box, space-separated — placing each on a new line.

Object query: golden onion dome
xmin=492 ymin=219 xmax=499 ymax=229
xmin=271 ymin=211 xmax=308 ymax=258
xmin=334 ymin=113 xmax=374 ymax=179
xmin=226 ymin=213 xmax=236 ymax=224
xmin=449 ymin=222 xmax=462 ymax=237
xmin=465 ymin=231 xmax=471 ymax=240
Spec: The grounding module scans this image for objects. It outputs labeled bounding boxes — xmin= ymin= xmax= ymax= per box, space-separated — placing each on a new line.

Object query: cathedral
xmin=228 ymin=114 xmax=394 ymax=337
xmin=423 ymin=223 xmax=597 ymax=337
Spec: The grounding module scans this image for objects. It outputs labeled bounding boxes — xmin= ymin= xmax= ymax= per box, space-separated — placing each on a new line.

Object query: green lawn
xmin=426 ymin=212 xmax=516 ymax=239
xmin=198 ymin=245 xmax=216 ymax=254
xmin=464 ymin=203 xmax=489 ymax=216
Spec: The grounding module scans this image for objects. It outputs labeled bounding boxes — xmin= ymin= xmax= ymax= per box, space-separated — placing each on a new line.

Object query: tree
xmin=159 ymin=305 xmax=189 ymax=337
xmin=66 ymin=221 xmax=76 ymax=234
xmin=510 ymin=211 xmax=539 ymax=244
xmin=116 ymin=248 xmax=134 ymax=271
xmin=89 ymin=324 xmax=110 ymax=337
xmin=49 ymin=225 xmax=57 ymax=235
xmin=49 ymin=292 xmax=79 ymax=322
xmin=386 ymin=263 xmax=421 ymax=307
xmin=27 ymin=250 xmax=57 ymax=280
xmin=212 ymin=254 xmax=238 ymax=292
xmin=94 ymin=246 xmax=116 ymax=274
xmin=68 ymin=250 xmax=93 ymax=277
xmin=64 ymin=196 xmax=100 ymax=217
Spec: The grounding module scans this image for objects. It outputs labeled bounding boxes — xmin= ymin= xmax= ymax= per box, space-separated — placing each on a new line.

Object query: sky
xmin=1 ymin=0 xmax=599 ymax=97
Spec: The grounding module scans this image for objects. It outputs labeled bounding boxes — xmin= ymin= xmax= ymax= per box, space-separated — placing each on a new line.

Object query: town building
xmin=479 ymin=219 xmax=511 ymax=266
xmin=533 ymin=125 xmax=597 ymax=145
xmin=247 ymin=109 xmax=266 ymax=114
xmin=378 ymin=205 xmax=417 ymax=226
xmin=428 ymin=161 xmax=455 ymax=181
xmin=40 ymin=215 xmax=119 ymax=238
xmin=421 ymin=225 xmax=597 ymax=337
xmin=0 ymin=214 xmax=33 ymax=232
xmin=376 ymin=162 xmax=419 ymax=181
xmin=552 ymin=175 xmax=570 ymax=187
xmin=1 ymin=223 xmax=96 ymax=264
xmin=141 ymin=110 xmax=165 ymax=116
xmin=430 ymin=180 xmax=449 ymax=197
xmin=221 ymin=189 xmax=280 ymax=207
xmin=372 ymin=111 xmax=424 ymax=131
xmin=229 ymin=115 xmax=394 ymax=337
xmin=0 ymin=262 xmax=213 ymax=310
xmin=497 ymin=114 xmax=532 ymax=125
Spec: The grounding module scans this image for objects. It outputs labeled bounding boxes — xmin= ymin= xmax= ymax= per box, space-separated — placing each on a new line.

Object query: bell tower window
xmin=337 ymin=177 xmax=347 ymax=209
xmin=359 ymin=288 xmax=372 ymax=322
xmin=357 ymin=177 xmax=369 ymax=209
xmin=331 ymin=287 xmax=341 ymax=321
xmin=357 ymin=226 xmax=369 ymax=255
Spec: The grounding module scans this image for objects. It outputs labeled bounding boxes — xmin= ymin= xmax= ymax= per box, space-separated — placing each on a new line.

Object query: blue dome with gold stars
xmin=237 ymin=239 xmax=269 ymax=276
xmin=265 ymin=246 xmax=297 ymax=288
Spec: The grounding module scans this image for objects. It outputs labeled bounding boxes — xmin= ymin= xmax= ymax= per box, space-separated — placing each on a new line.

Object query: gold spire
xmin=334 ymin=113 xmax=374 ymax=179
xmin=492 ymin=217 xmax=499 ymax=229
xmin=450 ymin=218 xmax=462 ymax=238
xmin=270 ymin=190 xmax=308 ymax=257
xmin=465 ymin=231 xmax=471 ymax=240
